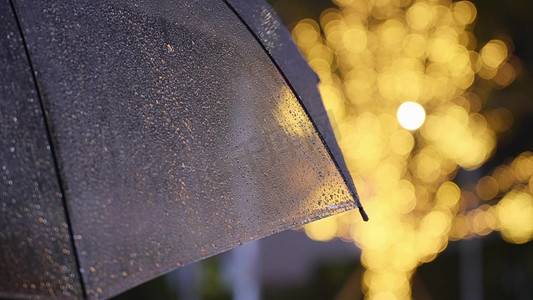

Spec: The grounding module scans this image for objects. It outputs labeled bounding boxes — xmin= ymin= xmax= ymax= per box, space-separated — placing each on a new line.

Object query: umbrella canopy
xmin=0 ymin=0 xmax=366 ymax=298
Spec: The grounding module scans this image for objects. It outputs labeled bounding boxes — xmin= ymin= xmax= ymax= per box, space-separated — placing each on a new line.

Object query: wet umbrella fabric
xmin=0 ymin=0 xmax=365 ymax=298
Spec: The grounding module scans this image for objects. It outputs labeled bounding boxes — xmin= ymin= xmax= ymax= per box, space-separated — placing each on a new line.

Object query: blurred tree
xmin=286 ymin=0 xmax=533 ymax=298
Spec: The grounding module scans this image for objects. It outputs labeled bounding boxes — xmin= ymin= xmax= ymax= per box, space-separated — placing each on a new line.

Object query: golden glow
xmin=451 ymin=1 xmax=477 ymax=25
xmin=292 ymin=0 xmax=520 ymax=298
xmin=397 ymin=102 xmax=426 ymax=130
xmin=305 ymin=216 xmax=338 ymax=241
xmin=496 ymin=192 xmax=533 ymax=244
xmin=481 ymin=40 xmax=508 ymax=69
xmin=436 ymin=181 xmax=461 ymax=209
xmin=476 ymin=176 xmax=499 ymax=200
xmin=273 ymin=86 xmax=313 ymax=138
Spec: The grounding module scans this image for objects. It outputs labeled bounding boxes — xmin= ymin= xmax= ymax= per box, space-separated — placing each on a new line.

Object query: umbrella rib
xmin=8 ymin=0 xmax=88 ymax=297
xmin=222 ymin=0 xmax=368 ymax=221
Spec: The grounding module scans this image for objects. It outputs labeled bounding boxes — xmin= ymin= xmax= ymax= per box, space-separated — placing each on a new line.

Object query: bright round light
xmin=397 ymin=102 xmax=426 ymax=130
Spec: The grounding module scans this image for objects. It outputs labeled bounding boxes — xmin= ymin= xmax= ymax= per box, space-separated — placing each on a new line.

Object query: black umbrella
xmin=0 ymin=0 xmax=367 ymax=298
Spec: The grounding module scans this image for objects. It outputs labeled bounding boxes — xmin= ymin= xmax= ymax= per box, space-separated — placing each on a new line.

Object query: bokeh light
xmin=497 ymin=191 xmax=533 ymax=244
xmin=294 ymin=0 xmax=523 ymax=298
xmin=397 ymin=102 xmax=426 ymax=130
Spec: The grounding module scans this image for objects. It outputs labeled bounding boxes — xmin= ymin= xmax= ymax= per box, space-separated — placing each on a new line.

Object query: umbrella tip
xmin=358 ymin=206 xmax=369 ymax=222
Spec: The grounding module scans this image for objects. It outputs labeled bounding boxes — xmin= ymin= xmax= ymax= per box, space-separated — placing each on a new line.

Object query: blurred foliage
xmin=263 ymin=261 xmax=363 ymax=300
xmin=111 ymin=273 xmax=177 ymax=300
xmin=113 ymin=257 xmax=231 ymax=300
